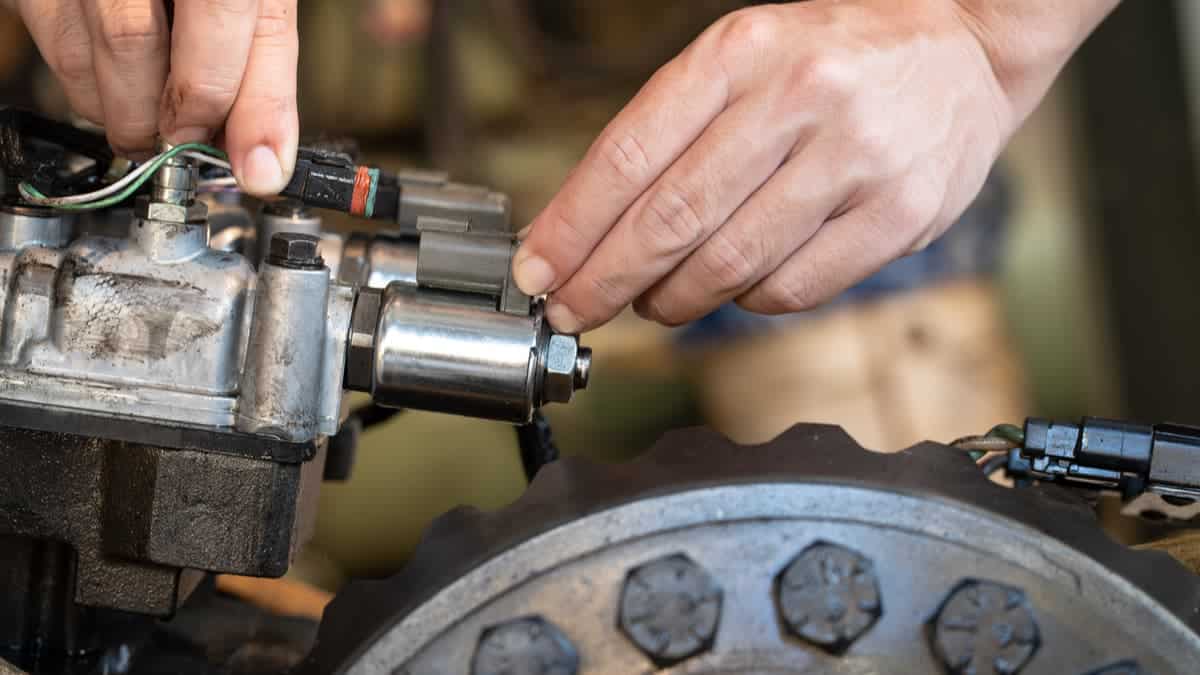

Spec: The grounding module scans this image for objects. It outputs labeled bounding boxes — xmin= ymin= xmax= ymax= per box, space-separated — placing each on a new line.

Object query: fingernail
xmin=513 ymin=251 xmax=556 ymax=296
xmin=240 ymin=145 xmax=286 ymax=195
xmin=516 ymin=224 xmax=532 ymax=240
xmin=168 ymin=126 xmax=212 ymax=144
xmin=546 ymin=301 xmax=582 ymax=333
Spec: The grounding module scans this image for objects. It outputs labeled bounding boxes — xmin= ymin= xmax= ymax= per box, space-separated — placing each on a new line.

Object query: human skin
xmin=512 ymin=0 xmax=1121 ymax=332
xmin=6 ymin=0 xmax=300 ymax=196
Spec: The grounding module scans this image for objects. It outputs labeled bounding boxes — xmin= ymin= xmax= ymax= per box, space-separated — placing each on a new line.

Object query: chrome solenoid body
xmin=346 ymin=285 xmax=590 ymax=423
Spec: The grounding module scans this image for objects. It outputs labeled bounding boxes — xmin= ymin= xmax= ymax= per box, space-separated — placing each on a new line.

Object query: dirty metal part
xmin=237 ymin=234 xmax=333 ymax=442
xmin=356 ymin=284 xmax=590 ymax=423
xmin=0 ymin=425 xmax=325 ymax=619
xmin=929 ymin=579 xmax=1039 ymax=674
xmin=0 ymin=204 xmax=72 ymax=250
xmin=617 ymin=553 xmax=722 ymax=665
xmin=470 ymin=616 xmax=579 ymax=675
xmin=775 ymin=541 xmax=882 ymax=653
xmin=306 ymin=424 xmax=1200 ymax=674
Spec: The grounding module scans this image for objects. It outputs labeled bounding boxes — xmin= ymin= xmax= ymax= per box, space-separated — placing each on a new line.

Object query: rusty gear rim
xmin=304 ymin=424 xmax=1200 ymax=674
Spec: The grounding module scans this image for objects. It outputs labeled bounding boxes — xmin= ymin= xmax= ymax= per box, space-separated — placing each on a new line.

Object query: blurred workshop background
xmin=2 ymin=0 xmax=1199 ymax=587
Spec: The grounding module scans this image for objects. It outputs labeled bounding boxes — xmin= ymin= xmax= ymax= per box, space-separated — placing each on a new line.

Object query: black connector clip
xmin=1008 ymin=417 xmax=1200 ymax=520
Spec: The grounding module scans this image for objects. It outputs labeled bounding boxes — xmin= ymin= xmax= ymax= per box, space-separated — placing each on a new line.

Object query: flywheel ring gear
xmin=303 ymin=424 xmax=1200 ymax=674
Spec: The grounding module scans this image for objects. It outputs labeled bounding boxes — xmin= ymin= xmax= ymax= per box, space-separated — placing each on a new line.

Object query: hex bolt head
xmin=775 ymin=541 xmax=882 ymax=653
xmin=267 ymin=232 xmax=324 ymax=269
xmin=470 ymin=616 xmax=579 ymax=675
xmin=543 ymin=334 xmax=581 ymax=404
xmin=618 ymin=553 xmax=722 ymax=666
xmin=929 ymin=580 xmax=1040 ymax=675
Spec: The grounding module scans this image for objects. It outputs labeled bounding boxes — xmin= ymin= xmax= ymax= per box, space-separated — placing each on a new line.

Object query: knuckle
xmin=254 ymin=1 xmax=297 ymax=42
xmin=698 ymin=228 xmax=763 ymax=294
xmin=713 ymin=8 xmax=781 ymax=65
xmin=637 ymin=181 xmax=710 ymax=258
xmin=167 ymin=77 xmax=240 ymax=120
xmin=786 ymin=53 xmax=854 ymax=103
xmin=595 ymin=130 xmax=651 ymax=189
xmin=641 ymin=296 xmax=683 ymax=327
xmin=52 ymin=44 xmax=94 ymax=86
xmin=97 ymin=5 xmax=166 ymax=58
xmin=750 ymin=268 xmax=823 ymax=315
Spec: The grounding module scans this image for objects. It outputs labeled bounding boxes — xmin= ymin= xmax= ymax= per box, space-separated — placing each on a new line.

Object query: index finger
xmin=81 ymin=0 xmax=169 ymax=155
xmin=159 ymin=0 xmax=260 ymax=144
xmin=511 ymin=40 xmax=733 ymax=297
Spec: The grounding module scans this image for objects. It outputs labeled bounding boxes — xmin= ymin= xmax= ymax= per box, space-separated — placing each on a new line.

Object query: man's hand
xmin=9 ymin=0 xmax=298 ymax=195
xmin=513 ymin=0 xmax=1117 ymax=332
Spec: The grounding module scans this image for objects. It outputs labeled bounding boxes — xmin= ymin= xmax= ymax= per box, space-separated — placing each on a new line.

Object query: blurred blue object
xmin=678 ymin=165 xmax=1014 ymax=345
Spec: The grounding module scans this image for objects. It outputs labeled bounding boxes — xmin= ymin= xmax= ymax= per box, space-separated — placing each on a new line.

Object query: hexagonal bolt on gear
xmin=775 ymin=541 xmax=882 ymax=653
xmin=618 ymin=553 xmax=723 ymax=666
xmin=470 ymin=616 xmax=579 ymax=675
xmin=928 ymin=579 xmax=1040 ymax=675
xmin=1083 ymin=661 xmax=1145 ymax=675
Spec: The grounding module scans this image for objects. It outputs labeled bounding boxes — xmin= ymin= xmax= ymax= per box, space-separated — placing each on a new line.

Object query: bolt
xmin=618 ymin=553 xmax=722 ymax=666
xmin=543 ymin=334 xmax=582 ymax=404
xmin=470 ymin=616 xmax=578 ymax=675
xmin=929 ymin=580 xmax=1040 ymax=675
xmin=775 ymin=541 xmax=882 ymax=653
xmin=267 ymin=232 xmax=323 ymax=269
xmin=1083 ymin=661 xmax=1143 ymax=675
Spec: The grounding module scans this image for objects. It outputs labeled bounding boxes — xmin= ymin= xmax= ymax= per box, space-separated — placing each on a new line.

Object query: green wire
xmin=985 ymin=423 xmax=1025 ymax=445
xmin=19 ymin=143 xmax=228 ymax=211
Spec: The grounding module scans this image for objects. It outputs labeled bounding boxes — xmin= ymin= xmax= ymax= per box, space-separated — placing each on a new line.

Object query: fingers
xmin=17 ymin=0 xmax=103 ymax=124
xmin=633 ymin=142 xmax=857 ymax=326
xmin=159 ymin=0 xmax=260 ymax=144
xmin=736 ymin=187 xmax=940 ymax=314
xmin=544 ymin=97 xmax=795 ymax=332
xmin=81 ymin=0 xmax=169 ymax=155
xmin=223 ymin=0 xmax=299 ymax=196
xmin=511 ymin=40 xmax=734 ymax=298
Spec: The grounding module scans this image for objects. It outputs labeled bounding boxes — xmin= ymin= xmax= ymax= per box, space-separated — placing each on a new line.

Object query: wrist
xmin=948 ymin=0 xmax=1119 ymax=118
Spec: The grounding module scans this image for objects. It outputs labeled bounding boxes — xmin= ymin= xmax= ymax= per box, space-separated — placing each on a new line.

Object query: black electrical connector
xmin=1008 ymin=416 xmax=1200 ymax=510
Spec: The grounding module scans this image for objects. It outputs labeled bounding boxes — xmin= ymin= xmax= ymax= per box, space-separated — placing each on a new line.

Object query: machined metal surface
xmin=306 ymin=424 xmax=1200 ymax=674
xmin=237 ymin=237 xmax=334 ymax=442
xmin=0 ymin=205 xmax=72 ymax=250
xmin=364 ymin=284 xmax=589 ymax=423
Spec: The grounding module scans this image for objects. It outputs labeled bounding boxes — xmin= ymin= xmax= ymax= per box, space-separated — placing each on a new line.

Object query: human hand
xmin=512 ymin=0 xmax=1113 ymax=332
xmin=8 ymin=0 xmax=298 ymax=195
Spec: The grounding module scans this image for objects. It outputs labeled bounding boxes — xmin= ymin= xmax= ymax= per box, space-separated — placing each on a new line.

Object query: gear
xmin=303 ymin=424 xmax=1200 ymax=674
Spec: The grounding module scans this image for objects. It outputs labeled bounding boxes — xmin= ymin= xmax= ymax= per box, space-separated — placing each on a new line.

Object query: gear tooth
xmin=770 ymin=423 xmax=870 ymax=451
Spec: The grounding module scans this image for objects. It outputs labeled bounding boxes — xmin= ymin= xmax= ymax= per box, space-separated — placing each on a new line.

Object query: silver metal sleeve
xmin=236 ymin=262 xmax=331 ymax=441
xmin=370 ymin=283 xmax=545 ymax=423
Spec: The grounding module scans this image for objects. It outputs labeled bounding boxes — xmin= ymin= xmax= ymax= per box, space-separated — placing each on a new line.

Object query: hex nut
xmin=344 ymin=288 xmax=382 ymax=392
xmin=929 ymin=579 xmax=1040 ymax=675
xmin=268 ymin=232 xmax=324 ymax=269
xmin=470 ymin=616 xmax=579 ymax=675
xmin=618 ymin=553 xmax=722 ymax=666
xmin=775 ymin=541 xmax=882 ymax=653
xmin=135 ymin=198 xmax=207 ymax=224
xmin=542 ymin=334 xmax=580 ymax=404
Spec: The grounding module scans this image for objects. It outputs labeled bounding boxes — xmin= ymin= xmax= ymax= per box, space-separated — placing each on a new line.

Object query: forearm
xmin=950 ymin=0 xmax=1121 ymax=119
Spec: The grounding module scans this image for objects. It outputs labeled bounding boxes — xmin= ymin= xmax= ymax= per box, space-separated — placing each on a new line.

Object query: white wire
xmin=198 ymin=176 xmax=239 ymax=190
xmin=20 ymin=156 xmax=162 ymax=206
xmin=184 ymin=151 xmax=231 ymax=171
xmin=21 ymin=148 xmax=233 ymax=207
